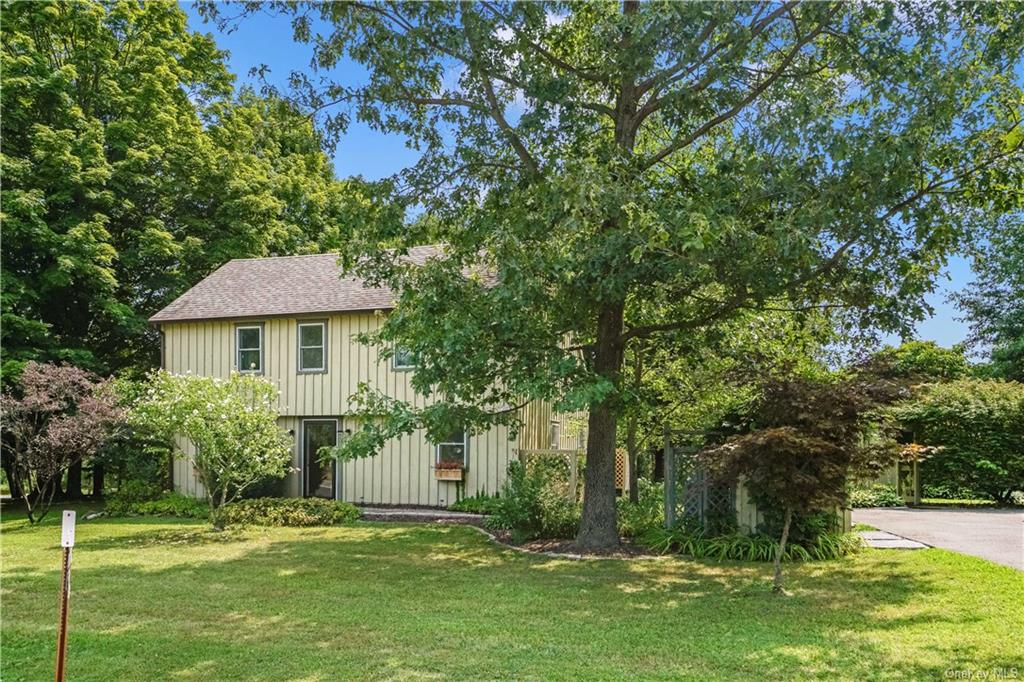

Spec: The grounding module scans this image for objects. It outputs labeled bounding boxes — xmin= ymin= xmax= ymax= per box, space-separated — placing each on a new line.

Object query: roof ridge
xmin=227 ymin=252 xmax=340 ymax=262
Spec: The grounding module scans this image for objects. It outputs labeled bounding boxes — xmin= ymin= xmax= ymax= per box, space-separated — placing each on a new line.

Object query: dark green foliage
xmin=108 ymin=479 xmax=164 ymax=507
xmin=869 ymin=342 xmax=970 ymax=382
xmin=849 ymin=485 xmax=904 ymax=508
xmin=450 ymin=492 xmax=501 ymax=515
xmin=0 ymin=2 xmax=365 ymax=381
xmin=217 ymin=497 xmax=360 ymax=527
xmin=757 ymin=509 xmax=843 ymax=547
xmin=616 ymin=478 xmax=664 ymax=538
xmin=106 ymin=491 xmax=209 ymax=519
xmin=893 ymin=379 xmax=1024 ymax=503
xmin=955 ymin=223 xmax=1024 ymax=382
xmin=485 ymin=462 xmax=579 ymax=543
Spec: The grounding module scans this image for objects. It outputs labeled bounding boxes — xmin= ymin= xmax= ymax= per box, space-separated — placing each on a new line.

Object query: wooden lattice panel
xmin=615 ymin=449 xmax=626 ymax=491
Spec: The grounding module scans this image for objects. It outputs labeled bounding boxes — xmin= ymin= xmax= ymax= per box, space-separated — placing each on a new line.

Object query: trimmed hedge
xmin=218 ymin=497 xmax=360 ymax=527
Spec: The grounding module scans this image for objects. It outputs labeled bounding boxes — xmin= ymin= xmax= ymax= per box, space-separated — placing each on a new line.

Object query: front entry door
xmin=303 ymin=419 xmax=338 ymax=499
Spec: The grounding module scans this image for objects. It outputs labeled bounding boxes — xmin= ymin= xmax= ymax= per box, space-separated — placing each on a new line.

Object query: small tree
xmin=130 ymin=371 xmax=293 ymax=525
xmin=701 ymin=372 xmax=900 ymax=592
xmin=892 ymin=379 xmax=1024 ymax=503
xmin=0 ymin=362 xmax=123 ymax=523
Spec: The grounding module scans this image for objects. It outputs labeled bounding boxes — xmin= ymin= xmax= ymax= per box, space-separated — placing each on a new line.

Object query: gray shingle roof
xmin=149 ymin=246 xmax=441 ymax=323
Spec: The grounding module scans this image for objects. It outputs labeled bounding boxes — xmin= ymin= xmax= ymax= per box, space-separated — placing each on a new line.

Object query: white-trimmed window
xmin=298 ymin=321 xmax=326 ymax=373
xmin=435 ymin=430 xmax=467 ymax=468
xmin=393 ymin=345 xmax=417 ymax=370
xmin=236 ymin=325 xmax=263 ymax=373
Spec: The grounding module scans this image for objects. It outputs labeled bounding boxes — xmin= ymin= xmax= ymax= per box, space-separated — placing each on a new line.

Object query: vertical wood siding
xmin=162 ymin=313 xmax=550 ymax=506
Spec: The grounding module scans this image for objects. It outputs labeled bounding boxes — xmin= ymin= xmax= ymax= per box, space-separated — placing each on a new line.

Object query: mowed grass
xmin=2 ymin=508 xmax=1022 ymax=681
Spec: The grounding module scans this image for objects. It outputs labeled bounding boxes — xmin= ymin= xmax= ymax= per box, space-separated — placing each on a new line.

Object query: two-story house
xmin=150 ymin=247 xmax=579 ymax=508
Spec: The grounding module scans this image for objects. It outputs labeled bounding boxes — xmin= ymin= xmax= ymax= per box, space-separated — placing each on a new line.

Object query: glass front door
xmin=303 ymin=419 xmax=338 ymax=499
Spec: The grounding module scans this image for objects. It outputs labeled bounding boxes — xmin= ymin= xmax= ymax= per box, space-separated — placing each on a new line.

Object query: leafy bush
xmin=640 ymin=525 xmax=861 ymax=562
xmin=217 ymin=497 xmax=360 ymax=527
xmin=892 ymin=379 xmax=1024 ymax=503
xmin=617 ymin=478 xmax=664 ymax=538
xmin=109 ymin=479 xmax=164 ymax=506
xmin=106 ymin=491 xmax=209 ymax=519
xmin=849 ymin=484 xmax=903 ymax=508
xmin=130 ymin=371 xmax=293 ymax=524
xmin=486 ymin=462 xmax=579 ymax=542
xmin=451 ymin=492 xmax=501 ymax=514
xmin=922 ymin=483 xmax=982 ymax=500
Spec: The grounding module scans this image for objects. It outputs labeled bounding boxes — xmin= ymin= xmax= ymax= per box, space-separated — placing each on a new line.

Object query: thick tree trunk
xmin=773 ymin=507 xmax=794 ymax=594
xmin=66 ymin=459 xmax=83 ymax=499
xmin=576 ymin=302 xmax=625 ymax=551
xmin=92 ymin=462 xmax=105 ymax=498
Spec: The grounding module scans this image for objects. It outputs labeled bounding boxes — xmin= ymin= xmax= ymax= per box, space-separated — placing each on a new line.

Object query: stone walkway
xmin=358 ymin=506 xmax=485 ymax=524
xmin=858 ymin=529 xmax=929 ymax=550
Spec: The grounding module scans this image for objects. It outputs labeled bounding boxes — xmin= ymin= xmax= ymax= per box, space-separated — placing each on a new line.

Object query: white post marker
xmin=55 ymin=509 xmax=75 ymax=682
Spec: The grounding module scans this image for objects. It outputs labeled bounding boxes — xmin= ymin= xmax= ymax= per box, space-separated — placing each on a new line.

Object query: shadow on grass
xmin=3 ymin=518 xmax=1022 ymax=681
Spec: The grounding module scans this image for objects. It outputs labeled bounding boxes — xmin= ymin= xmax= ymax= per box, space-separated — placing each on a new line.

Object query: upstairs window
xmin=393 ymin=345 xmax=417 ymax=370
xmin=236 ymin=325 xmax=263 ymax=374
xmin=435 ymin=430 xmax=468 ymax=469
xmin=298 ymin=321 xmax=327 ymax=373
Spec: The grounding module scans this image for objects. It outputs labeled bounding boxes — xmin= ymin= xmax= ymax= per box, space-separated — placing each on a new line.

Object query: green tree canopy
xmin=892 ymin=379 xmax=1024 ymax=503
xmin=955 ymin=223 xmax=1024 ymax=381
xmin=868 ymin=341 xmax=971 ymax=383
xmin=215 ymin=1 xmax=1023 ymax=548
xmin=1 ymin=1 xmax=360 ymax=380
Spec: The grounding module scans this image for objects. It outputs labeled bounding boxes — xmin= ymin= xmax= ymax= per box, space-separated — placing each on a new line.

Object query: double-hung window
xmin=298 ymin=321 xmax=327 ymax=373
xmin=435 ymin=430 xmax=468 ymax=469
xmin=236 ymin=325 xmax=263 ymax=374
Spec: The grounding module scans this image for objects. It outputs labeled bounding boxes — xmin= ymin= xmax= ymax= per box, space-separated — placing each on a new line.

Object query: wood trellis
xmin=518 ymin=448 xmax=583 ymax=502
xmin=663 ymin=428 xmax=735 ymax=529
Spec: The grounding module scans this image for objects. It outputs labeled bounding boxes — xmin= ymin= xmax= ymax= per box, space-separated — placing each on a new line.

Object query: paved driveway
xmin=852 ymin=507 xmax=1024 ymax=570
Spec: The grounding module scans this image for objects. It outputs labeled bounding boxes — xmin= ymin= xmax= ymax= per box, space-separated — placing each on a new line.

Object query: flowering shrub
xmin=130 ymin=371 xmax=293 ymax=526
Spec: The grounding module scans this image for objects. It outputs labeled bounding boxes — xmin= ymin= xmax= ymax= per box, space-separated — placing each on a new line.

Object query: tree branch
xmin=639 ymin=13 xmax=831 ymax=171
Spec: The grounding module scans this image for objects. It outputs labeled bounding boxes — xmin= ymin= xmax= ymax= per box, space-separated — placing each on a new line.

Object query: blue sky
xmin=182 ymin=3 xmax=975 ymax=350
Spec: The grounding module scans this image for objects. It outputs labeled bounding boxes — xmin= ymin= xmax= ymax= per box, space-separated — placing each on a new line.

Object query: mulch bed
xmin=486 ymin=529 xmax=661 ymax=559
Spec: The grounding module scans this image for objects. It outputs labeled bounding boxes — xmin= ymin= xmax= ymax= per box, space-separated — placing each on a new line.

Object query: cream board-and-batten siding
xmin=159 ymin=313 xmax=561 ymax=507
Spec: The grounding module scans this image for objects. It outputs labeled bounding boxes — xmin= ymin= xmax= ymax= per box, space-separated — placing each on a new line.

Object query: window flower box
xmin=434 ymin=459 xmax=464 ymax=481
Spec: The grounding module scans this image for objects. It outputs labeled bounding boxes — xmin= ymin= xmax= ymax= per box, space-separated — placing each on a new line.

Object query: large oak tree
xmin=214 ymin=1 xmax=1023 ymax=549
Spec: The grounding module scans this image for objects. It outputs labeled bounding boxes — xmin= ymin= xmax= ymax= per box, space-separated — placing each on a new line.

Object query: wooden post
xmin=664 ymin=429 xmax=676 ymax=528
xmin=55 ymin=510 xmax=76 ymax=682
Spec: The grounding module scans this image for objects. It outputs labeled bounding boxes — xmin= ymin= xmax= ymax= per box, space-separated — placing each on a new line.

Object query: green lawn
xmin=2 ymin=508 xmax=1022 ymax=681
